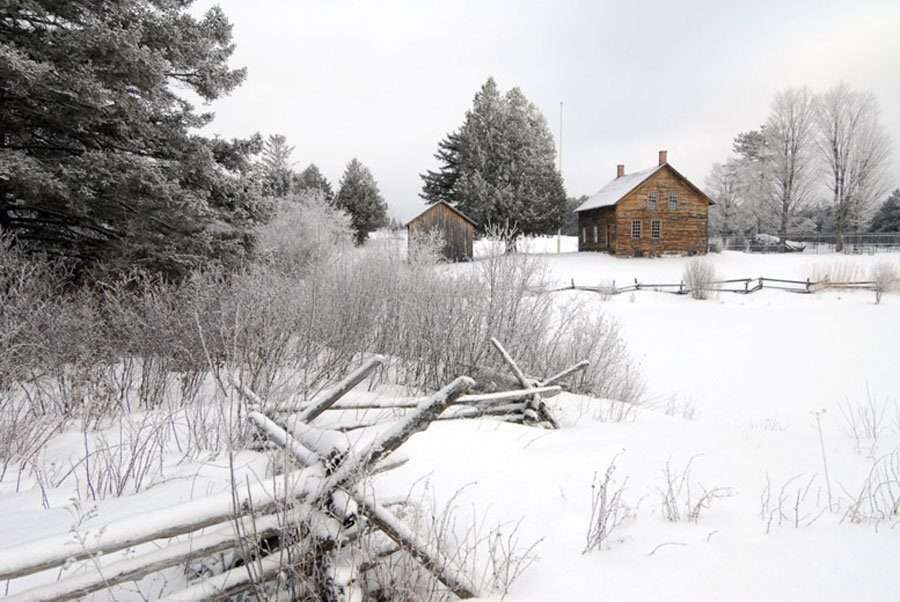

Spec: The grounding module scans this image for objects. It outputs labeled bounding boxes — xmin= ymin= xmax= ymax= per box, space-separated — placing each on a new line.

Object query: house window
xmin=581 ymin=227 xmax=586 ymax=243
xmin=593 ymin=225 xmax=598 ymax=243
xmin=669 ymin=191 xmax=679 ymax=209
xmin=648 ymin=191 xmax=658 ymax=210
xmin=651 ymin=220 xmax=661 ymax=240
xmin=631 ymin=220 xmax=641 ymax=239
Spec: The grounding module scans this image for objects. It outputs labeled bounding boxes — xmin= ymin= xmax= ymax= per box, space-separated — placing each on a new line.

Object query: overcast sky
xmin=193 ymin=0 xmax=900 ymax=222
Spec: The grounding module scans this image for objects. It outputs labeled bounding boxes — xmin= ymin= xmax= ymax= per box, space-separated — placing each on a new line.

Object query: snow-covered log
xmin=3 ymin=507 xmax=336 ymax=602
xmin=440 ymin=402 xmax=527 ymax=420
xmin=282 ymin=385 xmax=562 ymax=412
xmin=489 ymin=337 xmax=531 ymax=389
xmin=540 ymin=360 xmax=590 ymax=387
xmin=355 ymin=495 xmax=478 ymax=599
xmin=281 ymin=355 xmax=386 ymax=418
xmin=0 ymin=465 xmax=328 ymax=581
xmin=159 ymin=543 xmax=312 ymax=602
xmin=250 ymin=381 xmax=480 ymax=598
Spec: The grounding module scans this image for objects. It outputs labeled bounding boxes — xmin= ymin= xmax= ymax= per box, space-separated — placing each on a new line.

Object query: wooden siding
xmin=615 ymin=166 xmax=708 ymax=256
xmin=577 ymin=207 xmax=616 ymax=252
xmin=407 ymin=202 xmax=474 ymax=261
xmin=577 ymin=165 xmax=709 ymax=256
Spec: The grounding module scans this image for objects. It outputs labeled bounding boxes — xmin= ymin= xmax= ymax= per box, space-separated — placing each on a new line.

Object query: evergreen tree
xmin=561 ymin=196 xmax=587 ymax=236
xmin=870 ymin=190 xmax=900 ymax=233
xmin=335 ymin=159 xmax=388 ymax=244
xmin=420 ymin=77 xmax=567 ymax=237
xmin=292 ymin=164 xmax=334 ymax=202
xmin=259 ymin=134 xmax=295 ymax=198
xmin=0 ymin=1 xmax=264 ymax=278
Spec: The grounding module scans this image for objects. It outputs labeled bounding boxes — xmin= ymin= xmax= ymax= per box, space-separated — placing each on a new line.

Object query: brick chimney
xmin=616 ymin=164 xmax=625 ymax=178
xmin=658 ymin=150 xmax=668 ymax=166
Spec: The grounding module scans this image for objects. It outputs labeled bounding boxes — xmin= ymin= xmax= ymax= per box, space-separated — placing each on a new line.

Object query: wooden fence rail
xmin=0 ymin=341 xmax=589 ymax=601
xmin=534 ymin=275 xmax=900 ymax=298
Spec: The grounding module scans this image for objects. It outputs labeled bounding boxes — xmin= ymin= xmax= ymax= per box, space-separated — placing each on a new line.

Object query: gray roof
xmin=575 ymin=164 xmax=664 ymax=212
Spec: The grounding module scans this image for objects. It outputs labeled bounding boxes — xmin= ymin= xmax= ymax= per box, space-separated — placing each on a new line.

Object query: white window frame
xmin=648 ymin=191 xmax=658 ymax=210
xmin=651 ymin=220 xmax=661 ymax=240
xmin=631 ymin=220 xmax=641 ymax=239
xmin=669 ymin=191 xmax=679 ymax=210
xmin=593 ymin=225 xmax=598 ymax=243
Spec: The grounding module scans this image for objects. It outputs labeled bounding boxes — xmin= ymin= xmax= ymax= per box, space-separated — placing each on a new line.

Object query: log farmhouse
xmin=576 ymin=150 xmax=713 ymax=256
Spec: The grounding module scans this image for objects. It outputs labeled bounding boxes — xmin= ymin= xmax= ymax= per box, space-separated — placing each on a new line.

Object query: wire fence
xmin=716 ymin=233 xmax=900 ymax=255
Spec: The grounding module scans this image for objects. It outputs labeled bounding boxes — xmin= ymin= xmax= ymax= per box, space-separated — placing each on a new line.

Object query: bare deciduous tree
xmin=816 ymin=83 xmax=892 ymax=250
xmin=764 ymin=87 xmax=818 ymax=248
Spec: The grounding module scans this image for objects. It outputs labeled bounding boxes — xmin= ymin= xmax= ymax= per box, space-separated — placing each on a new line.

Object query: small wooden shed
xmin=406 ymin=201 xmax=476 ymax=261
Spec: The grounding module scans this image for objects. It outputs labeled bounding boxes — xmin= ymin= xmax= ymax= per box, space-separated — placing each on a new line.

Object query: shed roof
xmin=405 ymin=201 xmax=477 ymax=227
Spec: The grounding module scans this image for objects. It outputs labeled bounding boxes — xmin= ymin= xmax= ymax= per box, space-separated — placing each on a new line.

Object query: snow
xmin=1 ymin=250 xmax=898 ymax=600
xmin=575 ymin=164 xmax=663 ymax=211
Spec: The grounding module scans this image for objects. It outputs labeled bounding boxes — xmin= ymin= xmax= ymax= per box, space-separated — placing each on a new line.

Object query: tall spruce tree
xmin=259 ymin=134 xmax=295 ymax=198
xmin=293 ymin=164 xmax=334 ymax=202
xmin=0 ymin=1 xmax=264 ymax=277
xmin=420 ymin=77 xmax=566 ymax=237
xmin=335 ymin=159 xmax=388 ymax=244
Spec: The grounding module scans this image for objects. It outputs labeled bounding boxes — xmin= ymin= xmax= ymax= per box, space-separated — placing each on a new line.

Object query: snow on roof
xmin=405 ymin=201 xmax=477 ymax=227
xmin=575 ymin=164 xmax=664 ymax=212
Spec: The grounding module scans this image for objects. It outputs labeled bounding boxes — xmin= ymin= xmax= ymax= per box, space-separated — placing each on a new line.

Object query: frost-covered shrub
xmin=708 ymin=239 xmax=723 ymax=253
xmin=801 ymin=260 xmax=865 ymax=286
xmin=682 ymin=258 xmax=718 ymax=300
xmin=256 ymin=190 xmax=353 ymax=276
xmin=870 ymin=261 xmax=898 ymax=304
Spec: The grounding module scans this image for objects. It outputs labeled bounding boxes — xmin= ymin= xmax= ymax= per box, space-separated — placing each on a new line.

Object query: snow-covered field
xmin=411 ymin=248 xmax=900 ymax=601
xmin=1 ymin=247 xmax=898 ymax=601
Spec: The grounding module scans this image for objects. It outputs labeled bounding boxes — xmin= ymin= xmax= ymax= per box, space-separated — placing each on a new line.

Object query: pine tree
xmin=0 ymin=1 xmax=263 ymax=278
xmin=293 ymin=164 xmax=334 ymax=202
xmin=335 ymin=159 xmax=388 ymax=244
xmin=870 ymin=190 xmax=900 ymax=233
xmin=420 ymin=77 xmax=566 ymax=237
xmin=260 ymin=134 xmax=295 ymax=198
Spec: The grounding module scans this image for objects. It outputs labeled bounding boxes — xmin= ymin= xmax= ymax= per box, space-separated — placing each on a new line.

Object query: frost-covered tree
xmin=706 ymin=160 xmax=748 ymax=238
xmin=762 ymin=87 xmax=818 ymax=247
xmin=292 ymin=163 xmax=334 ymax=202
xmin=335 ymin=159 xmax=388 ymax=244
xmin=420 ymin=77 xmax=566 ymax=237
xmin=816 ymin=83 xmax=892 ymax=249
xmin=870 ymin=190 xmax=900 ymax=233
xmin=259 ymin=134 xmax=295 ymax=198
xmin=0 ymin=1 xmax=264 ymax=277
xmin=730 ymin=128 xmax=771 ymax=235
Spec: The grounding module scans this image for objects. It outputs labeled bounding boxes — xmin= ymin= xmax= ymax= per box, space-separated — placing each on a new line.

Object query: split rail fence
xmin=0 ymin=339 xmax=587 ymax=601
xmin=541 ymin=275 xmax=896 ymax=297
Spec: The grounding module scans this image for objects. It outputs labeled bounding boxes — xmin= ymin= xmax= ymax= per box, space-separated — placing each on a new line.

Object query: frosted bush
xmin=682 ymin=258 xmax=718 ymax=300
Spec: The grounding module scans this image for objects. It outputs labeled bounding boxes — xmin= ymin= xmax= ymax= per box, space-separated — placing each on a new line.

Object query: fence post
xmin=679 ymin=280 xmax=684 ymax=295
xmin=634 ymin=277 xmax=639 ymax=291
